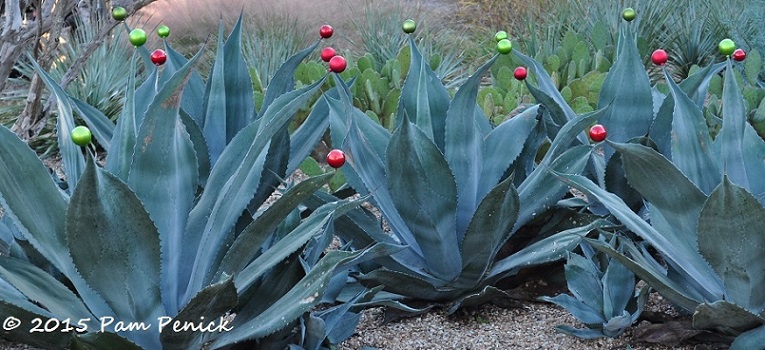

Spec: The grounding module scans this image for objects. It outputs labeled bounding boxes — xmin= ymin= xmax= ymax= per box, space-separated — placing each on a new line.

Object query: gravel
xmin=339 ymin=293 xmax=695 ymax=350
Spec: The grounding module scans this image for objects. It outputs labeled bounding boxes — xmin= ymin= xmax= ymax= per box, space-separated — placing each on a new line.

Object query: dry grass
xmin=456 ymin=0 xmax=556 ymax=33
xmin=137 ymin=0 xmax=436 ymax=52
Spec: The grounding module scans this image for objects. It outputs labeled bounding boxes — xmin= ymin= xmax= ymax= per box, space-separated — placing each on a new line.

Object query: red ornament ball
xmin=589 ymin=124 xmax=607 ymax=142
xmin=320 ymin=25 xmax=333 ymax=39
xmin=326 ymin=149 xmax=346 ymax=168
xmin=329 ymin=55 xmax=347 ymax=73
xmin=514 ymin=66 xmax=527 ymax=80
xmin=733 ymin=48 xmax=747 ymax=62
xmin=651 ymin=49 xmax=668 ymax=65
xmin=150 ymin=49 xmax=167 ymax=66
xmin=321 ymin=47 xmax=337 ymax=62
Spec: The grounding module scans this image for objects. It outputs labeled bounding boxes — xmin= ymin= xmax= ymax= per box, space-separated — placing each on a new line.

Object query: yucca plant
xmin=0 ymin=17 xmax=384 ymax=349
xmin=540 ymin=236 xmax=649 ymax=339
xmin=314 ymin=26 xmax=612 ymax=312
xmin=556 ymin=44 xmax=765 ymax=348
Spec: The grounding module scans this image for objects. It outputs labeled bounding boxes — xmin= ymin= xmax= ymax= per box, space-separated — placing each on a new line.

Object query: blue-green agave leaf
xmin=260 ymin=40 xmax=320 ymax=114
xmin=339 ymin=108 xmax=420 ymax=256
xmin=542 ymin=107 xmax=603 ymax=166
xmin=398 ymin=37 xmax=451 ymax=149
xmin=698 ymin=177 xmax=765 ymax=313
xmin=69 ymin=97 xmax=114 ymax=151
xmin=540 ymin=294 xmax=607 ymax=325
xmin=212 ymin=250 xmax=367 ymax=347
xmin=444 ymin=55 xmax=497 ymax=237
xmin=601 ymin=255 xmax=635 ymax=320
xmin=127 ymin=58 xmax=199 ymax=314
xmin=565 ymin=253 xmax=606 ymax=313
xmin=0 ymin=301 xmax=70 ymax=348
xmin=288 ymin=97 xmax=330 ymax=175
xmin=387 ymin=116 xmax=460 ymax=281
xmin=181 ymin=77 xmax=325 ymax=303
xmin=488 ymin=220 xmax=608 ymax=280
xmin=0 ymin=257 xmax=93 ymax=322
xmin=221 ymin=14 xmax=253 ymax=143
xmin=202 ymin=23 xmax=229 ymax=165
xmin=160 ymin=276 xmax=237 ymax=350
xmin=460 ymin=176 xmax=518 ymax=286
xmin=717 ymin=59 xmax=749 ymax=189
xmin=612 ymin=141 xmax=705 ymax=228
xmin=584 ymin=237 xmax=702 ymax=313
xmin=0 ymin=127 xmax=111 ymax=317
xmin=601 ymin=312 xmax=633 ymax=338
xmin=664 ymin=69 xmax=720 ymax=194
xmin=357 ymin=268 xmax=448 ymax=301
xmin=479 ymin=105 xmax=539 ymax=198
xmin=650 ymin=63 xmax=725 ymax=157
xmin=180 ymin=110 xmax=211 ymax=187
xmin=66 ymin=157 xmax=163 ymax=349
xmin=742 ymin=125 xmax=765 ymax=204
xmin=560 ymin=171 xmax=723 ymax=301
xmin=693 ymin=300 xmax=764 ymax=332
xmin=234 ymin=198 xmax=360 ymax=294
xmin=106 ymin=53 xmax=140 ymax=180
xmin=0 ymin=126 xmax=68 ymax=271
xmin=164 ymin=42 xmax=207 ymax=126
xmin=27 ymin=56 xmax=84 ymax=191
xmin=596 ymin=29 xmax=653 ymax=160
xmin=514 ymin=50 xmax=588 ymax=145
xmin=516 ymin=145 xmax=592 ymax=229
xmin=216 ymin=173 xmax=333 ymax=279
xmin=730 ymin=323 xmax=765 ymax=350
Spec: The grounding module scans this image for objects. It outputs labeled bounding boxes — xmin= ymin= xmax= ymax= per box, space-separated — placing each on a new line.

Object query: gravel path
xmin=339 ymin=293 xmax=698 ymax=350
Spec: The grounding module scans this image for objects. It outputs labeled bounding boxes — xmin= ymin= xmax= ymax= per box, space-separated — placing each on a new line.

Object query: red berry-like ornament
xmin=733 ymin=48 xmax=746 ymax=62
xmin=150 ymin=49 xmax=167 ymax=66
xmin=321 ymin=47 xmax=336 ymax=62
xmin=329 ymin=55 xmax=346 ymax=73
xmin=320 ymin=25 xmax=333 ymax=39
xmin=589 ymin=124 xmax=607 ymax=142
xmin=651 ymin=49 xmax=668 ymax=65
xmin=514 ymin=66 xmax=527 ymax=80
xmin=326 ymin=149 xmax=346 ymax=168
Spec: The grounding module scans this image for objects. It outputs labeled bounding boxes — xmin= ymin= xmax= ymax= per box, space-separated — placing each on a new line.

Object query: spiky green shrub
xmin=0 ymin=18 xmax=382 ymax=349
xmin=540 ymin=237 xmax=649 ymax=339
xmin=552 ymin=29 xmax=765 ymax=350
xmin=313 ymin=28 xmax=611 ymax=312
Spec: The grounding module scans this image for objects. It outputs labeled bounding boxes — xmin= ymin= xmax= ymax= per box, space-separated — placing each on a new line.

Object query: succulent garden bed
xmin=0 ymin=0 xmax=764 ymax=349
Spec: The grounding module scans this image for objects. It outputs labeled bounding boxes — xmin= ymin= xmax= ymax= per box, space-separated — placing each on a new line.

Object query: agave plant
xmin=312 ymin=28 xmax=613 ymax=312
xmin=0 ymin=17 xmax=385 ymax=349
xmin=540 ymin=236 xmax=649 ymax=339
xmin=557 ymin=50 xmax=765 ymax=348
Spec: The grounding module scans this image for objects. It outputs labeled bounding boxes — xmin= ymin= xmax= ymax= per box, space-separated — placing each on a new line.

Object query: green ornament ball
xmin=496 ymin=39 xmax=512 ymax=54
xmin=494 ymin=30 xmax=508 ymax=42
xmin=71 ymin=126 xmax=92 ymax=146
xmin=112 ymin=6 xmax=127 ymax=21
xmin=157 ymin=25 xmax=170 ymax=38
xmin=718 ymin=38 xmax=736 ymax=56
xmin=622 ymin=8 xmax=636 ymax=21
xmin=402 ymin=19 xmax=416 ymax=34
xmin=129 ymin=28 xmax=147 ymax=47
